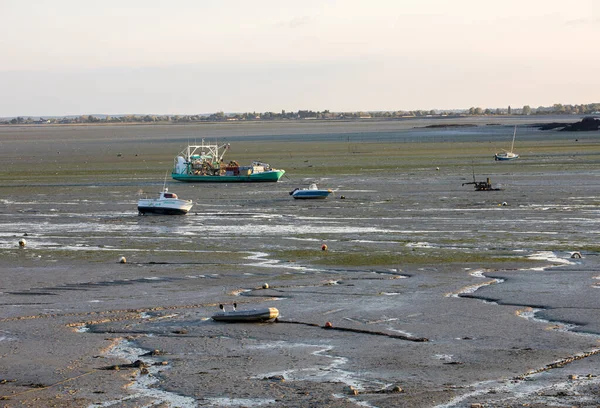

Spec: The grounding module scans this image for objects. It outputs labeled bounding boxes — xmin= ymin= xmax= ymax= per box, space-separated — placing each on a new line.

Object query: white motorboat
xmin=137 ymin=188 xmax=193 ymax=215
xmin=289 ymin=183 xmax=332 ymax=199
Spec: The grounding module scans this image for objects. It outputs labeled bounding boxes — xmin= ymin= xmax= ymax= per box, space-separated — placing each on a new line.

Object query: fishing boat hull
xmin=172 ymin=169 xmax=285 ymax=183
xmin=137 ymin=199 xmax=193 ymax=215
xmin=212 ymin=307 xmax=279 ymax=323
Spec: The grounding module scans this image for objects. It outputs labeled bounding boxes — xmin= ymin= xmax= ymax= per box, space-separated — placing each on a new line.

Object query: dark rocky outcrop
xmin=537 ymin=122 xmax=570 ymax=130
xmin=537 ymin=117 xmax=600 ymax=131
xmin=562 ymin=117 xmax=600 ymax=131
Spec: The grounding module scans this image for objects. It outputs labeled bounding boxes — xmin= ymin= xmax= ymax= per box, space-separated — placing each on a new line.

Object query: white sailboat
xmin=494 ymin=126 xmax=519 ymax=161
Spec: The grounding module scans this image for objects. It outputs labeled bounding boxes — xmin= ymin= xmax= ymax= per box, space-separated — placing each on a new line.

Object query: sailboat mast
xmin=510 ymin=126 xmax=517 ymax=153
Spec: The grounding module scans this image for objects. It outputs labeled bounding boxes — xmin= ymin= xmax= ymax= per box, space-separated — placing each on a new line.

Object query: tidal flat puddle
xmin=2 ymin=202 xmax=597 ymax=256
xmin=93 ymin=339 xmax=197 ymax=408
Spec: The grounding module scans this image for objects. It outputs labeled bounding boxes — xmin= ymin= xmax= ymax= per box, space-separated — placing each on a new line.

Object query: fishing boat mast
xmin=182 ymin=139 xmax=230 ymax=163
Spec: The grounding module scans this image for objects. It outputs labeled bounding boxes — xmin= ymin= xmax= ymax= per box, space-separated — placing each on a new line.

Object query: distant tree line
xmin=2 ymin=103 xmax=599 ymax=125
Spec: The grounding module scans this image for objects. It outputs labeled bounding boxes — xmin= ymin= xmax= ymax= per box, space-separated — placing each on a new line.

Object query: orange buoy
xmin=321 ymin=244 xmax=328 ymax=251
xmin=324 ymin=321 xmax=333 ymax=328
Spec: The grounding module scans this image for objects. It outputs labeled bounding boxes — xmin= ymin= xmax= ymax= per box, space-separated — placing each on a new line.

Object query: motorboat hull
xmin=137 ymin=197 xmax=193 ymax=215
xmin=291 ymin=190 xmax=332 ymax=199
xmin=137 ymin=205 xmax=190 ymax=215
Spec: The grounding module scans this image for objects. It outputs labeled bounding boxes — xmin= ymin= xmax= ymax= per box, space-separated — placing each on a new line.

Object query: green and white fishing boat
xmin=172 ymin=141 xmax=285 ymax=183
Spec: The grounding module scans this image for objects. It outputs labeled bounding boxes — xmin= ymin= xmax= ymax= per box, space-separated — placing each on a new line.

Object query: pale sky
xmin=1 ymin=0 xmax=598 ymax=116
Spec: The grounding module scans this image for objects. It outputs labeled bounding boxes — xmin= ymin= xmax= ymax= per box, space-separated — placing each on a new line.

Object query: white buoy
xmin=262 ymin=283 xmax=269 ymax=289
xmin=18 ymin=238 xmax=26 ymax=248
xmin=119 ymin=256 xmax=127 ymax=264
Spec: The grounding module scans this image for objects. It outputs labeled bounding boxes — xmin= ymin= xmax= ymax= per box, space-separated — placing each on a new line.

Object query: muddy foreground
xmin=1 ymin=119 xmax=599 ymax=407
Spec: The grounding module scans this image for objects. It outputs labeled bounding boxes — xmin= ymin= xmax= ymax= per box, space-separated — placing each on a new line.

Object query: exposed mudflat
xmin=1 ymin=119 xmax=599 ymax=407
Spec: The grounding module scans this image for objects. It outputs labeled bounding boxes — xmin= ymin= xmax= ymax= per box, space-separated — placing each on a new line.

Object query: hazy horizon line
xmin=3 ymin=102 xmax=599 ymax=120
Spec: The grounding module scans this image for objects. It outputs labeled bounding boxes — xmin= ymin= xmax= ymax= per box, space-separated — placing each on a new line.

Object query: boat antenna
xmin=471 ymin=161 xmax=476 ymax=183
xmin=163 ymin=171 xmax=168 ymax=192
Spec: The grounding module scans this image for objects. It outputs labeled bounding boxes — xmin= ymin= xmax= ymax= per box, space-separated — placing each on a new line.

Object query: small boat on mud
xmin=494 ymin=126 xmax=519 ymax=161
xmin=212 ymin=305 xmax=279 ymax=323
xmin=172 ymin=140 xmax=285 ymax=182
xmin=290 ymin=183 xmax=332 ymax=199
xmin=137 ymin=188 xmax=193 ymax=215
xmin=462 ymin=177 xmax=501 ymax=191
xmin=462 ymin=166 xmax=501 ymax=191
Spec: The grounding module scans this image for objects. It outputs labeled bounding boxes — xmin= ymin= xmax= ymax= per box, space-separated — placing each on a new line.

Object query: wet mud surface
xmin=1 ymin=120 xmax=600 ymax=407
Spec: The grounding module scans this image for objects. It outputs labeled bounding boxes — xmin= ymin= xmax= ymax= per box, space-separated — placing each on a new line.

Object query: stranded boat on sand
xmin=172 ymin=141 xmax=285 ymax=182
xmin=290 ymin=183 xmax=333 ymax=199
xmin=212 ymin=304 xmax=279 ymax=323
xmin=137 ymin=188 xmax=193 ymax=215
xmin=494 ymin=126 xmax=519 ymax=161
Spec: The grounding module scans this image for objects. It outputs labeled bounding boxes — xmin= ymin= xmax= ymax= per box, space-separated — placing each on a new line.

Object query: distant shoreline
xmin=0 ymin=114 xmax=588 ymax=129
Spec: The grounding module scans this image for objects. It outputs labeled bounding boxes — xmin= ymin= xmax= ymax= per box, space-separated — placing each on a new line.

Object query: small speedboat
xmin=137 ymin=188 xmax=193 ymax=215
xmin=212 ymin=304 xmax=279 ymax=323
xmin=290 ymin=183 xmax=332 ymax=199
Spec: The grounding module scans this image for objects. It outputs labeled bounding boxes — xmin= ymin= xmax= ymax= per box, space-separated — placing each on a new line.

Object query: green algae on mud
xmin=271 ymin=248 xmax=532 ymax=267
xmin=2 ymin=123 xmax=600 ymax=183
